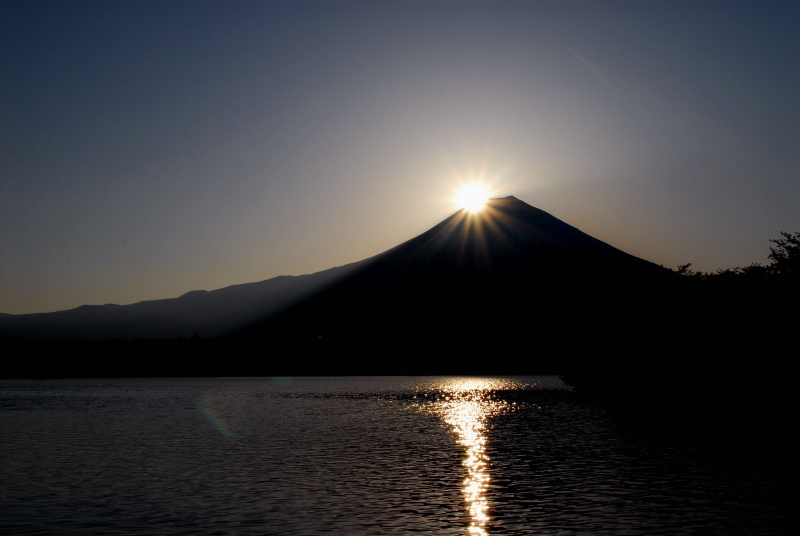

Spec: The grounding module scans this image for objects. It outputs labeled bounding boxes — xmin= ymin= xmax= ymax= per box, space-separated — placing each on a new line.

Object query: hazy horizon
xmin=3 ymin=1 xmax=799 ymax=314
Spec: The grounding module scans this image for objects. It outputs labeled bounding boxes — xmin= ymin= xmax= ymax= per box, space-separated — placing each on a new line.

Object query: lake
xmin=0 ymin=377 xmax=787 ymax=535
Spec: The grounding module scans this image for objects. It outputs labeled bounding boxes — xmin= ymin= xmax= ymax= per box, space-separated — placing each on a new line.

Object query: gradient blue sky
xmin=2 ymin=1 xmax=799 ymax=314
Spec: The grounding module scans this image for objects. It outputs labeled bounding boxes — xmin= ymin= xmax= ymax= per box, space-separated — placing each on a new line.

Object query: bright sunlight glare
xmin=455 ymin=183 xmax=492 ymax=212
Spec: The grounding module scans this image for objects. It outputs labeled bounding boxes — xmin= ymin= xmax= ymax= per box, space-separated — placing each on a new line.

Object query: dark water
xmin=0 ymin=377 xmax=786 ymax=535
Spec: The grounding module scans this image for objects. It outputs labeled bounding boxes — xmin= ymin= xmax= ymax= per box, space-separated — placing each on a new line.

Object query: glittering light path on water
xmin=417 ymin=378 xmax=529 ymax=536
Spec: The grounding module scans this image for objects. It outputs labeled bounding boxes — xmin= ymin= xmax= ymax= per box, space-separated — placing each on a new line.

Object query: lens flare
xmin=198 ymin=396 xmax=236 ymax=440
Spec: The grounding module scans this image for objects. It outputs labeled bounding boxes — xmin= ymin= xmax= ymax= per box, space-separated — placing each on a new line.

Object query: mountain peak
xmin=375 ymin=195 xmax=634 ymax=274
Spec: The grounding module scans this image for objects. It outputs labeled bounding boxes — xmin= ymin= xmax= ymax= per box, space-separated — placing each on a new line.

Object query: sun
xmin=455 ymin=183 xmax=492 ymax=212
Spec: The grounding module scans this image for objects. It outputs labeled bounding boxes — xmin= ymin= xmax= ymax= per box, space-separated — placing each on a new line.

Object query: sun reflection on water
xmin=413 ymin=378 xmax=534 ymax=535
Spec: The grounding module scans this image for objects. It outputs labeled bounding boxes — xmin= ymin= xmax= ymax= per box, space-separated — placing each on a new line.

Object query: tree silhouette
xmin=674 ymin=231 xmax=799 ymax=281
xmin=768 ymin=231 xmax=800 ymax=279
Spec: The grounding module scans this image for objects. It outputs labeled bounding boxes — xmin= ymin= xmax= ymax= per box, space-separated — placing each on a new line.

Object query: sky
xmin=2 ymin=0 xmax=799 ymax=314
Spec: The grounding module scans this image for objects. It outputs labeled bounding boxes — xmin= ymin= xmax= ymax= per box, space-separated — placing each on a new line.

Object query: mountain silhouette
xmin=231 ymin=196 xmax=677 ymax=373
xmin=3 ymin=196 xmax=683 ymax=376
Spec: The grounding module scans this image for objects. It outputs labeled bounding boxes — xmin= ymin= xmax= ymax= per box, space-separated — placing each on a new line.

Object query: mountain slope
xmin=234 ymin=197 xmax=677 ymax=369
xmin=3 ymin=196 xmax=681 ymax=376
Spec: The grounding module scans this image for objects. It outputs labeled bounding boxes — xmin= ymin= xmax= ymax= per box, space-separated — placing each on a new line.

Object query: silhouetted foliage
xmin=675 ymin=231 xmax=799 ymax=282
xmin=737 ymin=262 xmax=769 ymax=278
xmin=768 ymin=231 xmax=800 ymax=278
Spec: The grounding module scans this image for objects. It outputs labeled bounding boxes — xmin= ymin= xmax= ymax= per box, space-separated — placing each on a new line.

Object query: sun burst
xmin=455 ymin=183 xmax=491 ymax=212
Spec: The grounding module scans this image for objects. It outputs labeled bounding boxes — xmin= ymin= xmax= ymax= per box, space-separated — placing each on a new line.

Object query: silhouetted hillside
xmin=0 ymin=261 xmax=365 ymax=342
xmin=3 ymin=197 xmax=793 ymax=386
xmin=233 ymin=196 xmax=679 ymax=372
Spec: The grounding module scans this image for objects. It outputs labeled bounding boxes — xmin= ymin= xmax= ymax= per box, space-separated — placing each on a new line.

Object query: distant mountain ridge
xmin=0 ymin=196 xmax=671 ymax=346
xmin=0 ymin=262 xmax=365 ymax=341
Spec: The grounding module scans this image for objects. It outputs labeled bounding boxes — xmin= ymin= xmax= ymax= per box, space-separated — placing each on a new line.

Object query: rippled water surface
xmin=0 ymin=377 xmax=786 ymax=535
